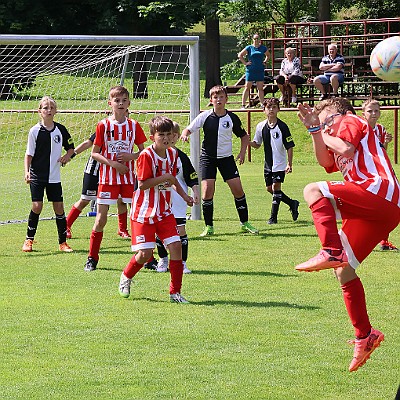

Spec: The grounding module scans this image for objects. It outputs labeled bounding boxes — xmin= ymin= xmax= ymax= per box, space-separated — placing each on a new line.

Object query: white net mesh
xmin=0 ymin=37 xmax=198 ymax=223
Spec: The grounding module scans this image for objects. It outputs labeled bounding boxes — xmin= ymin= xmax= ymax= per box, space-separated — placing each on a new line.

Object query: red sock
xmin=123 ymin=255 xmax=143 ymax=279
xmin=310 ymin=197 xmax=342 ymax=250
xmin=118 ymin=211 xmax=128 ymax=232
xmin=169 ymin=259 xmax=183 ymax=294
xmin=341 ymin=277 xmax=372 ymax=339
xmin=88 ymin=230 xmax=103 ymax=260
xmin=66 ymin=206 xmax=81 ymax=228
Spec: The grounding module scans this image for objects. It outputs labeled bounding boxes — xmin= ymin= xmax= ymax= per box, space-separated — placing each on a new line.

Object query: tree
xmin=138 ymin=0 xmax=224 ymax=97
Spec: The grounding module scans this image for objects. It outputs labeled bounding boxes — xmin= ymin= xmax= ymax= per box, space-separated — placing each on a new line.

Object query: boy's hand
xmin=163 ymin=173 xmax=176 ymax=187
xmin=236 ymin=151 xmax=246 ymax=165
xmin=297 ymin=103 xmax=320 ymax=128
xmin=112 ymin=161 xmax=129 ymax=175
xmin=184 ymin=195 xmax=194 ymax=207
xmin=384 ymin=133 xmax=393 ymax=144
xmin=116 ymin=152 xmax=132 ymax=162
xmin=58 ymin=154 xmax=71 ymax=166
xmin=24 ymin=172 xmax=31 ymax=184
xmin=285 ymin=164 xmax=293 ymax=174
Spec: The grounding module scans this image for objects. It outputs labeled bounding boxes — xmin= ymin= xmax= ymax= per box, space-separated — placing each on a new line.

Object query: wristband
xmin=307 ymin=125 xmax=322 ymax=134
xmin=71 ymin=152 xmax=77 ymax=159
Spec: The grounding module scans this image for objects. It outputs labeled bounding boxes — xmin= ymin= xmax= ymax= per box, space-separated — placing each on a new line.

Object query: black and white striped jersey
xmin=253 ymin=118 xmax=295 ymax=172
xmin=186 ymin=109 xmax=247 ymax=158
xmin=26 ymin=122 xmax=74 ymax=183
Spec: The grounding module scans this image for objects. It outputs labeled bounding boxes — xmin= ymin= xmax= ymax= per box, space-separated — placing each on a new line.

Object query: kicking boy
xmin=250 ymin=98 xmax=299 ymax=224
xmin=84 ymin=86 xmax=146 ymax=271
xmin=155 ymin=121 xmax=200 ymax=274
xmin=118 ymin=116 xmax=194 ymax=303
xmin=361 ymin=99 xmax=398 ymax=251
xmin=181 ymin=85 xmax=259 ymax=236
xmin=22 ymin=96 xmax=75 ymax=253
xmin=296 ymin=97 xmax=400 ymax=372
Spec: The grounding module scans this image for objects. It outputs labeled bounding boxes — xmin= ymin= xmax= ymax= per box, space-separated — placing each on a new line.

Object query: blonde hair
xmin=361 ymin=98 xmax=380 ymax=112
xmin=38 ymin=96 xmax=57 ymax=109
xmin=172 ymin=121 xmax=180 ymax=134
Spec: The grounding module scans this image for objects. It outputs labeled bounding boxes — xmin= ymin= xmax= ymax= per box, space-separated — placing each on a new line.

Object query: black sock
xmin=202 ymin=199 xmax=214 ymax=226
xmin=180 ymin=234 xmax=188 ymax=262
xmin=235 ymin=194 xmax=248 ymax=224
xmin=55 ymin=213 xmax=67 ymax=244
xmin=270 ymin=191 xmax=282 ymax=220
xmin=26 ymin=210 xmax=40 ymax=240
xmin=156 ymin=236 xmax=168 ymax=258
xmin=279 ymin=190 xmax=293 ymax=206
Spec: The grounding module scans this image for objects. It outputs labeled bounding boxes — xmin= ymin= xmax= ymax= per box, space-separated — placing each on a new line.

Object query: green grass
xmin=1 ymin=163 xmax=399 ymax=399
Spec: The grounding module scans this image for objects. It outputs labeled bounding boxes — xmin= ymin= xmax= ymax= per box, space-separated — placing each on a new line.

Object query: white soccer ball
xmin=370 ymin=36 xmax=400 ymax=82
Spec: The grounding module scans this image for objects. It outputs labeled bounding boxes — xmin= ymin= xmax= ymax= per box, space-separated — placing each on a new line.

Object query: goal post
xmin=0 ymin=35 xmax=201 ymax=223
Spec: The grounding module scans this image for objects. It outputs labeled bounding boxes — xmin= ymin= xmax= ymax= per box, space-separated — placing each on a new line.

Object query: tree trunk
xmin=203 ymin=15 xmax=222 ymax=97
xmin=318 ymin=0 xmax=331 ymax=56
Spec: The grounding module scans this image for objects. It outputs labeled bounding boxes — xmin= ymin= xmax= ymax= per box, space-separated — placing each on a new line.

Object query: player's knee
xmin=303 ymin=182 xmax=322 ymax=205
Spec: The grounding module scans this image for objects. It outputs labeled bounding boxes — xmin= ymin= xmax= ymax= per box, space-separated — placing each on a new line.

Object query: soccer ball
xmin=370 ymin=36 xmax=400 ymax=82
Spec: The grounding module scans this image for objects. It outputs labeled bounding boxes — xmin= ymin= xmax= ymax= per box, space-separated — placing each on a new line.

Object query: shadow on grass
xmin=138 ymin=297 xmax=320 ymax=310
xmin=192 ymin=269 xmax=297 ymax=278
xmin=191 ymin=300 xmax=320 ymax=310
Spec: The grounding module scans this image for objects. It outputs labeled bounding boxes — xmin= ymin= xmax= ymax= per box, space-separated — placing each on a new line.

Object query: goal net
xmin=0 ymin=35 xmax=200 ymax=224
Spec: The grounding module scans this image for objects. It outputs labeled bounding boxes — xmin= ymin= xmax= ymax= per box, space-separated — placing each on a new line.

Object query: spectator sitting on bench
xmin=275 ymin=47 xmax=307 ymax=105
xmin=313 ymin=43 xmax=345 ymax=101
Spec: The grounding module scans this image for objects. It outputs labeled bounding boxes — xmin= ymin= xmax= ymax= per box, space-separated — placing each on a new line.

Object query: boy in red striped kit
xmin=118 ymin=116 xmax=194 ymax=303
xmin=84 ymin=86 xmax=147 ymax=272
xmin=361 ymin=99 xmax=398 ymax=251
xmin=297 ymin=97 xmax=400 ymax=372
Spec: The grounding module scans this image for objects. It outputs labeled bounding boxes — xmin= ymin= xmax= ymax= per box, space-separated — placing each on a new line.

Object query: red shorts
xmin=318 ymin=180 xmax=400 ymax=268
xmin=130 ymin=214 xmax=180 ymax=251
xmin=97 ymin=184 xmax=134 ymax=205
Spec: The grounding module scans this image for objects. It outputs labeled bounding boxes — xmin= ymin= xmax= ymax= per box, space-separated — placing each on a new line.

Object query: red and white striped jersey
xmin=131 ymin=145 xmax=178 ymax=224
xmin=373 ymin=123 xmax=387 ymax=145
xmin=94 ymin=117 xmax=147 ymax=185
xmin=326 ymin=114 xmax=400 ymax=207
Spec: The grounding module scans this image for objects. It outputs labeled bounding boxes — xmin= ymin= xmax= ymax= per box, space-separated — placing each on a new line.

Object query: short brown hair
xmin=109 ymin=85 xmax=130 ymax=99
xmin=149 ymin=115 xmax=174 ymax=135
xmin=209 ymin=85 xmax=227 ymax=98
xmin=314 ymin=97 xmax=355 ymax=115
xmin=263 ymin=97 xmax=280 ymax=109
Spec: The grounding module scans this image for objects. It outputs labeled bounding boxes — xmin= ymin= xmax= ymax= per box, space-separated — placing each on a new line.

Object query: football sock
xmin=118 ymin=211 xmax=128 ymax=232
xmin=123 ymin=255 xmax=143 ymax=279
xmin=156 ymin=236 xmax=168 ymax=258
xmin=66 ymin=206 xmax=81 ymax=229
xmin=341 ymin=277 xmax=371 ymax=339
xmin=88 ymin=230 xmax=103 ymax=260
xmin=26 ymin=210 xmax=40 ymax=240
xmin=202 ymin=198 xmax=214 ymax=226
xmin=310 ymin=196 xmax=342 ymax=250
xmin=270 ymin=191 xmax=282 ymax=220
xmin=280 ymin=191 xmax=293 ymax=206
xmin=181 ymin=234 xmax=188 ymax=262
xmin=234 ymin=194 xmax=248 ymax=224
xmin=55 ymin=213 xmax=67 ymax=244
xmin=169 ymin=259 xmax=183 ymax=294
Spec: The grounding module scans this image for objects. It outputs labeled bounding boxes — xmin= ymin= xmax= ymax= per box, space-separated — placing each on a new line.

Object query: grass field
xmin=0 ymin=163 xmax=399 ymax=400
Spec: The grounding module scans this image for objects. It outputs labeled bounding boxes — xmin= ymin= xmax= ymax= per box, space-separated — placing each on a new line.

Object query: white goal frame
xmin=0 ymin=35 xmax=201 ymax=223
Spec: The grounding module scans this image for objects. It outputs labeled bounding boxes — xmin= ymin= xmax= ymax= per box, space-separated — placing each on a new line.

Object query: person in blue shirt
xmin=238 ymin=33 xmax=270 ymax=108
xmin=313 ymin=43 xmax=345 ymax=100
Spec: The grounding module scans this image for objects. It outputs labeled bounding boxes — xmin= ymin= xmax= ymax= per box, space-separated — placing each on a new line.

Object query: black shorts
xmin=263 ymin=168 xmax=286 ymax=187
xmin=81 ymin=172 xmax=99 ymax=200
xmin=30 ymin=181 xmax=63 ymax=202
xmin=200 ymin=154 xmax=240 ymax=182
xmin=175 ymin=217 xmax=186 ymax=227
